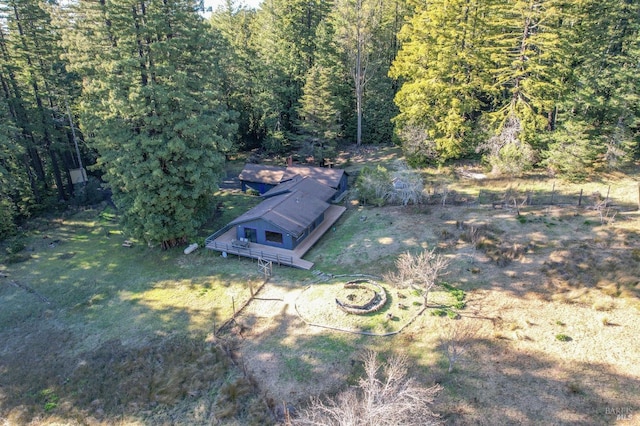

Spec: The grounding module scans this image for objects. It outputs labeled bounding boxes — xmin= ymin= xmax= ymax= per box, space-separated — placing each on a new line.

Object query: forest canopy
xmin=0 ymin=0 xmax=638 ymax=244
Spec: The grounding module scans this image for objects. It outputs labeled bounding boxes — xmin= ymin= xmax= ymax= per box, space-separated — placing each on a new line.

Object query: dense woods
xmin=0 ymin=0 xmax=638 ymax=245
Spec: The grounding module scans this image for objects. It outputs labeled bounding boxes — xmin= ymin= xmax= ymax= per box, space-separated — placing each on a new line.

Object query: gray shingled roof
xmin=261 ymin=175 xmax=336 ymax=202
xmin=239 ymin=163 xmax=345 ymax=188
xmin=238 ymin=163 xmax=286 ymax=185
xmin=283 ymin=166 xmax=345 ymax=189
xmin=229 ymin=190 xmax=330 ymax=238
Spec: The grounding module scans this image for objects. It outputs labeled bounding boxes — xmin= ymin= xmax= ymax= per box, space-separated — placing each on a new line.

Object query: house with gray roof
xmin=238 ymin=163 xmax=348 ymax=199
xmin=238 ymin=163 xmax=287 ymax=194
xmin=206 ymin=164 xmax=348 ymax=268
xmin=229 ymin=190 xmax=330 ymax=250
xmin=261 ymin=175 xmax=336 ymax=203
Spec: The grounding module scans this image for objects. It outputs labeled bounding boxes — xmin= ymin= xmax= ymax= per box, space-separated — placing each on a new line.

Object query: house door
xmin=244 ymin=228 xmax=257 ymax=243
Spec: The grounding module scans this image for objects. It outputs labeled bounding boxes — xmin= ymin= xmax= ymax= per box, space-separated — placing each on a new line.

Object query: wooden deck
xmin=206 ymin=205 xmax=346 ymax=270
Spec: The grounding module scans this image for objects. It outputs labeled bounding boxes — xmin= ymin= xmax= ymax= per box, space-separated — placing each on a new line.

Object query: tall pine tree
xmin=1 ymin=0 xmax=76 ymax=202
xmin=250 ymin=0 xmax=331 ymax=153
xmin=209 ymin=1 xmax=261 ymax=149
xmin=65 ymin=0 xmax=236 ymax=249
xmin=390 ymin=0 xmax=493 ymax=161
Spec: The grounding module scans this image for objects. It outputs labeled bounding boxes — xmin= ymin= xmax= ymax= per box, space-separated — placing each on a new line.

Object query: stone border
xmin=335 ymin=279 xmax=387 ymax=314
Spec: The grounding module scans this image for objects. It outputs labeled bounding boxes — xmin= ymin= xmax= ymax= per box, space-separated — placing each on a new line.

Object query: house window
xmin=244 ymin=228 xmax=257 ymax=243
xmin=265 ymin=231 xmax=283 ymax=244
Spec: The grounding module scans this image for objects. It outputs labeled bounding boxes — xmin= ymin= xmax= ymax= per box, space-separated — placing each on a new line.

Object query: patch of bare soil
xmin=229 ymin=203 xmax=640 ymax=424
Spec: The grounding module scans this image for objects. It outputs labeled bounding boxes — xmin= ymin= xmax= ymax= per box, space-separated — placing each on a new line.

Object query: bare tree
xmin=384 ymin=249 xmax=450 ymax=307
xmin=389 ymin=161 xmax=424 ymax=206
xmin=466 ymin=225 xmax=481 ymax=265
xmin=439 ymin=320 xmax=479 ymax=373
xmin=293 ymin=350 xmax=441 ymax=425
xmin=332 ymin=0 xmax=384 ymax=146
xmin=476 ymin=115 xmax=535 ymax=176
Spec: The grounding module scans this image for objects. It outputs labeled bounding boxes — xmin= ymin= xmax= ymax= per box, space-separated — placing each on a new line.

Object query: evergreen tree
xmin=251 ymin=0 xmax=331 ymax=153
xmin=541 ymin=120 xmax=601 ymax=180
xmin=361 ymin=0 xmax=406 ymax=145
xmin=0 ymin=94 xmax=27 ymax=238
xmin=65 ymin=0 xmax=236 ymax=249
xmin=560 ymin=0 xmax=640 ymax=168
xmin=295 ymin=19 xmax=350 ymax=163
xmin=390 ymin=0 xmax=493 ymax=161
xmin=1 ymin=0 xmax=76 ymax=202
xmin=484 ymin=0 xmax=573 ymax=146
xmin=209 ymin=1 xmax=261 ymax=149
xmin=296 ymin=63 xmax=341 ymax=164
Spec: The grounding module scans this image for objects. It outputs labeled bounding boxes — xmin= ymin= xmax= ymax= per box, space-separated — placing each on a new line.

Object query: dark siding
xmin=330 ymin=174 xmax=348 ymax=201
xmin=235 ymin=219 xmax=292 ymax=249
xmin=241 ymin=181 xmax=277 ymax=195
xmin=234 ymin=211 xmax=326 ymax=250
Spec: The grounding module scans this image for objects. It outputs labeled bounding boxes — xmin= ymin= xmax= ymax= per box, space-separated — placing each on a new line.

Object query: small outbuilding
xmin=238 ymin=163 xmax=348 ymax=199
xmin=238 ymin=163 xmax=287 ymax=194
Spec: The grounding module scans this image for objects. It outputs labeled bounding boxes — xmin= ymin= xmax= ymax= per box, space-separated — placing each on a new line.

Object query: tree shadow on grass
xmin=0 ymin=213 xmax=268 ymax=424
xmin=433 ymin=336 xmax=640 ymax=425
xmin=0 ymin=299 xmax=271 ymax=425
xmin=450 ymin=211 xmax=640 ymax=302
xmin=223 ymin=296 xmax=367 ymax=411
xmin=223 ymin=278 xmax=640 ymax=425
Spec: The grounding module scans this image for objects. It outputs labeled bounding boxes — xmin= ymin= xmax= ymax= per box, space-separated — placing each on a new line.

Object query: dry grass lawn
xmin=226 ymin=149 xmax=640 ymax=425
xmin=1 ymin=147 xmax=638 ymax=425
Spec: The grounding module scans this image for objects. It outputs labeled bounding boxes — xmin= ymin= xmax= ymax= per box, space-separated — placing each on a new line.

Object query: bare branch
xmin=385 ymin=249 xmax=450 ymax=306
xmin=294 ymin=350 xmax=442 ymax=425
xmin=439 ymin=320 xmax=480 ymax=373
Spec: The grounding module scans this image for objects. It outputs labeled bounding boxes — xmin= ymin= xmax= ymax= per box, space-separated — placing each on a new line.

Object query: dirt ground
xmin=227 ymin=200 xmax=640 ymax=424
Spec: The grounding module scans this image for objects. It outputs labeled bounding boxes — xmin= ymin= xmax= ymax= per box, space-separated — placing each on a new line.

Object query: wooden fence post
xmin=550 ymin=181 xmax=556 ymax=205
xmin=578 ymin=189 xmax=583 ymax=206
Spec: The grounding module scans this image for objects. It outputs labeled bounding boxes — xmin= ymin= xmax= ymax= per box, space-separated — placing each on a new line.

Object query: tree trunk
xmin=48 ymin=148 xmax=67 ymax=201
xmin=355 ymin=1 xmax=363 ymax=146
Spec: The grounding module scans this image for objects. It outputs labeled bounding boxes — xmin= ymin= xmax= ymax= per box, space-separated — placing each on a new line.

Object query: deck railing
xmin=208 ymin=241 xmax=294 ymax=267
xmin=204 ymin=225 xmax=232 ymax=247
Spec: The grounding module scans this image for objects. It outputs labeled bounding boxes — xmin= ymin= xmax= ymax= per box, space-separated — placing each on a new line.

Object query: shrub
xmin=70 ymin=176 xmax=110 ymax=206
xmin=354 ymin=165 xmax=392 ymax=207
xmin=294 ymin=350 xmax=441 ymax=425
xmin=541 ymin=121 xmax=600 ymax=181
xmin=555 ymin=333 xmax=572 ymax=342
xmin=476 ymin=116 xmax=535 ymax=177
xmin=0 ymin=197 xmax=18 ymax=241
xmin=446 ymin=310 xmax=460 ymax=319
xmin=453 ymin=301 xmax=466 ymax=310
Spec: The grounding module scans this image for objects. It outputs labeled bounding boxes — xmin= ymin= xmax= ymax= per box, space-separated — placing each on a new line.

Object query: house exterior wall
xmin=234 ymin=212 xmax=326 ymax=250
xmin=334 ymin=174 xmax=348 ymax=199
xmin=241 ymin=181 xmax=277 ymax=195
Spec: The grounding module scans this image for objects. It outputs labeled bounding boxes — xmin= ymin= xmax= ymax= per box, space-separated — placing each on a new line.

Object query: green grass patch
xmin=1 ymin=207 xmax=258 ymax=350
xmin=296 ymin=280 xmax=423 ymax=334
xmin=555 ymin=333 xmax=572 ymax=342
